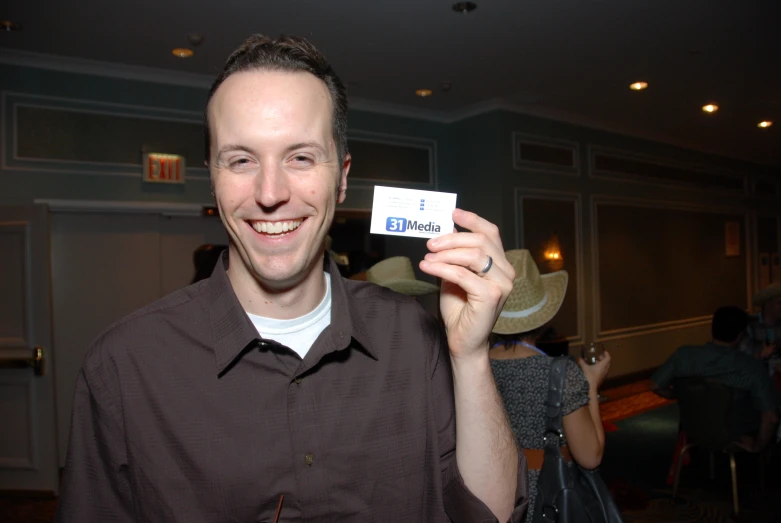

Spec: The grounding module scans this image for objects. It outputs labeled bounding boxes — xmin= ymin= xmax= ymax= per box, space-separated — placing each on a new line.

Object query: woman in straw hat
xmin=489 ymin=250 xmax=611 ymax=522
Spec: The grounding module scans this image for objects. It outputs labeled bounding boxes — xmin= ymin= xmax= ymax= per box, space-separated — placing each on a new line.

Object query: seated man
xmin=651 ymin=306 xmax=780 ymax=453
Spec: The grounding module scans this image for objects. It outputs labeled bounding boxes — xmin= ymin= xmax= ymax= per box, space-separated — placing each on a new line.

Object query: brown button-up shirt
xmin=57 ymin=255 xmax=528 ymax=522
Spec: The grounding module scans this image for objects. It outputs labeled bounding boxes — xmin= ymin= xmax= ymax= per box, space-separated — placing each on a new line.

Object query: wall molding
xmin=514 ymin=188 xmax=585 ymax=346
xmin=2 ymin=91 xmax=209 ymax=179
xmin=752 ymin=212 xmax=781 ymax=296
xmin=589 ymin=194 xmax=752 ymax=340
xmin=0 ymin=374 xmax=38 ymax=470
xmin=596 ymin=316 xmax=712 ymax=343
xmin=588 ymin=144 xmax=748 ymax=195
xmin=34 ymin=199 xmax=213 ymax=217
xmin=348 ymin=129 xmax=438 ymax=188
xmin=2 ymin=91 xmax=440 ymax=186
xmin=511 ymin=132 xmax=580 ymax=177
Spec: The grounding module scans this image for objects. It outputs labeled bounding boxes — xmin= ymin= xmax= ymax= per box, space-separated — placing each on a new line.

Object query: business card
xmin=370 ymin=185 xmax=457 ymax=239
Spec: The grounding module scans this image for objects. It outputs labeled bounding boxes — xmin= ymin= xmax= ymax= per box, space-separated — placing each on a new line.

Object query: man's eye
xmin=229 ymin=158 xmax=253 ymax=170
xmin=291 ymin=155 xmax=314 ymax=165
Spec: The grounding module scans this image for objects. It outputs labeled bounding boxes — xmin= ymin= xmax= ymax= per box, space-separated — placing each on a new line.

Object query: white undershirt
xmin=247 ymin=273 xmax=332 ymax=359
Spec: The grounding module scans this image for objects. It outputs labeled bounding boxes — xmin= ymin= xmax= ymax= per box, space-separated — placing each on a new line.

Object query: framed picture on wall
xmin=725 ymin=221 xmax=741 ymax=257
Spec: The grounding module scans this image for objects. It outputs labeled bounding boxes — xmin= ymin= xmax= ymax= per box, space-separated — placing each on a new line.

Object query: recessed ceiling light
xmin=629 ymin=81 xmax=648 ymax=91
xmin=702 ymin=103 xmax=719 ymax=113
xmin=1 ymin=20 xmax=22 ymax=31
xmin=172 ymin=48 xmax=194 ymax=58
xmin=452 ymin=1 xmax=477 ymax=14
xmin=758 ymin=121 xmax=773 ymax=128
xmin=415 ymin=89 xmax=433 ymax=98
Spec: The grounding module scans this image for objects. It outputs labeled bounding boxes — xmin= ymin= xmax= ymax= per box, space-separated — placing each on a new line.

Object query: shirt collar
xmin=205 ymin=252 xmax=377 ymax=375
xmin=205 ymin=253 xmax=261 ymax=375
xmin=327 ymin=255 xmax=377 ymax=359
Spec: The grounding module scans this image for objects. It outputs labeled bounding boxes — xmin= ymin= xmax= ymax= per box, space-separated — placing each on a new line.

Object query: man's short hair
xmin=711 ymin=306 xmax=749 ymax=343
xmin=204 ymin=34 xmax=348 ymax=165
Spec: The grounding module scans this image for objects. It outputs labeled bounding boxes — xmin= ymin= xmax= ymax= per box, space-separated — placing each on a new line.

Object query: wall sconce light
xmin=543 ymin=233 xmax=563 ymax=262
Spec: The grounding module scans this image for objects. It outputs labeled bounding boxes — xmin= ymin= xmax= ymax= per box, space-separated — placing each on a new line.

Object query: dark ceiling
xmin=2 ymin=0 xmax=779 ymax=166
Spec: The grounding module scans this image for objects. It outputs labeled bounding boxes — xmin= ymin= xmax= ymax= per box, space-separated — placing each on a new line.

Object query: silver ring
xmin=479 ymin=255 xmax=493 ymax=276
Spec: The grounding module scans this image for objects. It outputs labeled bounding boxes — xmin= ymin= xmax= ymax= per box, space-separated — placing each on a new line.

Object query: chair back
xmin=673 ymin=377 xmax=734 ymax=450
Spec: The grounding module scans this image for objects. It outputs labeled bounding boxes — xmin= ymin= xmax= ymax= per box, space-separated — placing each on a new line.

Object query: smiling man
xmin=57 ymin=35 xmax=527 ymax=522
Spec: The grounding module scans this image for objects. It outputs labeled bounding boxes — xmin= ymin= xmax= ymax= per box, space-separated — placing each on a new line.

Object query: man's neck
xmin=227 ymin=258 xmax=327 ymax=320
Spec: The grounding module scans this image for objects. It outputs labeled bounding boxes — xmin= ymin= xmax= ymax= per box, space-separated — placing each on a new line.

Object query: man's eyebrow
xmin=285 ymin=142 xmax=327 ymax=155
xmin=216 ymin=144 xmax=256 ymax=158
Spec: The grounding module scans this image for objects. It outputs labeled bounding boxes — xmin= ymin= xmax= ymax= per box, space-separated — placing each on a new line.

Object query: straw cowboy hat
xmin=753 ymin=281 xmax=781 ymax=307
xmin=492 ymin=249 xmax=568 ymax=335
xmin=363 ymin=256 xmax=440 ymax=296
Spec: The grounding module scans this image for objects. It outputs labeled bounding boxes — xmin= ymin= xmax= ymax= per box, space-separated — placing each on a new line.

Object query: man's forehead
xmin=211 ymin=69 xmax=330 ymax=112
xmin=208 ymin=70 xmax=334 ymax=142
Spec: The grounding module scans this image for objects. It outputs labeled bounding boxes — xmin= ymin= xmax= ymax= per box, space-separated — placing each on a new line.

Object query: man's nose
xmin=254 ymin=162 xmax=291 ymax=209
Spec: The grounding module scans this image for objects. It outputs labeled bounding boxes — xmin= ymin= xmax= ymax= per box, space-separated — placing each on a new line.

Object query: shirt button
xmin=304 ymin=453 xmax=315 ymax=466
xmin=294 ymin=377 xmax=302 ymax=384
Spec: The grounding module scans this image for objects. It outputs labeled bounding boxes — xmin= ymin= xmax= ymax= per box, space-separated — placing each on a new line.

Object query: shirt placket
xmin=287 ymin=366 xmax=329 ymax=520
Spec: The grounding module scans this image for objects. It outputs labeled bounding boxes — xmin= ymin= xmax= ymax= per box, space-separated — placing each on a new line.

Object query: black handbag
xmin=532 ymin=357 xmax=624 ymax=523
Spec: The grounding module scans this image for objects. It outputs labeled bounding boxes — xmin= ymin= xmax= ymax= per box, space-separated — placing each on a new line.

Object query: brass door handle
xmin=0 ymin=346 xmax=45 ymax=376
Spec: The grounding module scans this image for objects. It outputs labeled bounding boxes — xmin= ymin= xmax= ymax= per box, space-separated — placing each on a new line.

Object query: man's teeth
xmin=251 ymin=220 xmax=302 ymax=234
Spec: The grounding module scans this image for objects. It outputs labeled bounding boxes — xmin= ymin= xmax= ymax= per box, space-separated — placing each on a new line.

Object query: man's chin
xmin=249 ymin=257 xmax=321 ymax=292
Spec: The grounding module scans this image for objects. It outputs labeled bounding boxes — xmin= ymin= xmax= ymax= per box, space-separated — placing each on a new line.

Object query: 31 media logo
xmin=385 ymin=216 xmax=442 ymax=234
xmin=385 ymin=217 xmax=407 ymax=232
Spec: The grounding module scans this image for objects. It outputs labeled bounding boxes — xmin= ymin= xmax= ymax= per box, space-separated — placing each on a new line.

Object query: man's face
xmin=208 ymin=70 xmax=350 ymax=290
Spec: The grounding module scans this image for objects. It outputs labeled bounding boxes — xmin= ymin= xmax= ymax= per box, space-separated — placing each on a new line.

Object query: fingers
xmin=452 ymin=208 xmax=503 ymax=248
xmin=419 ymin=258 xmax=510 ymax=303
xmin=428 ymin=209 xmax=503 ymax=252
xmin=427 ymin=209 xmax=514 ymax=282
xmin=423 ymin=247 xmax=513 ymax=282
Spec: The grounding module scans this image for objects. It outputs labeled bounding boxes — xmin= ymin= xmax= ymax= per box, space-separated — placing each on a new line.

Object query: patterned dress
xmin=491 ymin=355 xmax=590 ymax=522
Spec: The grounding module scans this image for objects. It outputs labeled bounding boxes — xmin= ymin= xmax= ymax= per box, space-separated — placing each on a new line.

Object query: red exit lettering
xmin=144 ymin=153 xmax=186 ymax=183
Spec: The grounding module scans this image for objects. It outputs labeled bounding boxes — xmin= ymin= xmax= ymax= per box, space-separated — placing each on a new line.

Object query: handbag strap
xmin=544 ymin=356 xmax=569 ymax=444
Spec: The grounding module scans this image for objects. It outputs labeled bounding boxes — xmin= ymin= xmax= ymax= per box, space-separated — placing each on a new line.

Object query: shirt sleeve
xmin=431 ymin=325 xmax=529 ymax=523
xmin=747 ymin=359 xmax=780 ymax=412
xmin=56 ymin=347 xmax=135 ymax=522
xmin=562 ymin=358 xmax=590 ymax=416
xmin=650 ymin=349 xmax=680 ymax=389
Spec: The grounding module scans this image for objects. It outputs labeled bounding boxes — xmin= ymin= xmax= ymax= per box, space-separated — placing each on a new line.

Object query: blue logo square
xmin=385 ymin=217 xmax=407 ymax=232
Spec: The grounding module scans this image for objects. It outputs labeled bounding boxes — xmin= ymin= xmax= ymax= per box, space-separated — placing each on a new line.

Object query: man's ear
xmin=337 ymin=153 xmax=351 ymax=204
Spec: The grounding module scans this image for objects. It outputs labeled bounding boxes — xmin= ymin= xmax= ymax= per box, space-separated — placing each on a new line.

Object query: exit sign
xmin=143 ymin=153 xmax=186 ymax=184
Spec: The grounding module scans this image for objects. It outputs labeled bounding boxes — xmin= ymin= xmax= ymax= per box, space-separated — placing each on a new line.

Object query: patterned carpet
xmin=600 ymin=390 xmax=674 ymax=424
